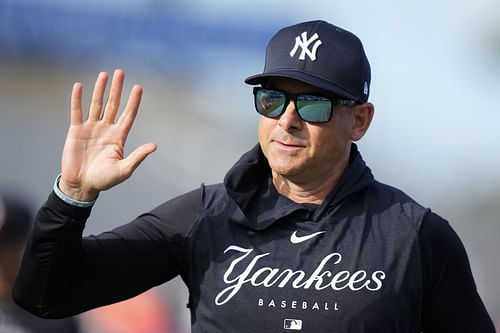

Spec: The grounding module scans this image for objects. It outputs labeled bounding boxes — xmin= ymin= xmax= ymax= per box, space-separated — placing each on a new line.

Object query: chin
xmin=269 ymin=160 xmax=302 ymax=177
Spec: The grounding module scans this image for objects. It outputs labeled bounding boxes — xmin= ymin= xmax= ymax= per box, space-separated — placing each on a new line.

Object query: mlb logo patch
xmin=284 ymin=318 xmax=303 ymax=330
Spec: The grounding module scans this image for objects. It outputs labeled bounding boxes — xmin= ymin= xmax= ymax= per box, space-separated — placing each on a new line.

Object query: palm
xmin=60 ymin=70 xmax=156 ymax=201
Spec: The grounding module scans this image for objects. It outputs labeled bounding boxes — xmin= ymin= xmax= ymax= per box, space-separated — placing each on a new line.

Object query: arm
xmin=12 ymin=188 xmax=201 ymax=319
xmin=11 ymin=70 xmax=160 ymax=318
xmin=420 ymin=212 xmax=495 ymax=332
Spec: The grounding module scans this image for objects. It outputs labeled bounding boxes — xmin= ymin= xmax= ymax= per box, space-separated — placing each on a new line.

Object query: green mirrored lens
xmin=256 ymin=89 xmax=286 ymax=117
xmin=296 ymin=95 xmax=332 ymax=122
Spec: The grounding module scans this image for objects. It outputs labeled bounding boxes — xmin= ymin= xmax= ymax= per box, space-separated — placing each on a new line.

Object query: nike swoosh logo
xmin=290 ymin=230 xmax=325 ymax=244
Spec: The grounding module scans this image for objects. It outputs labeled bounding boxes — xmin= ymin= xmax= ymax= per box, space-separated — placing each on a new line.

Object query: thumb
xmin=121 ymin=143 xmax=157 ymax=177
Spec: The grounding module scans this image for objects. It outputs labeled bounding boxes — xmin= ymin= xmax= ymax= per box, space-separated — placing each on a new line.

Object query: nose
xmin=278 ymin=100 xmax=303 ymax=131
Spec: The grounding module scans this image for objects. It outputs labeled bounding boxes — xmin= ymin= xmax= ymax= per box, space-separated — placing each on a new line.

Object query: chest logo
xmin=290 ymin=230 xmax=325 ymax=244
xmin=284 ymin=318 xmax=302 ymax=330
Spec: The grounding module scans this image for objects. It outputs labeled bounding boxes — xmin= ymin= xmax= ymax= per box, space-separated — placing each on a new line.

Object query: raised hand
xmin=59 ymin=69 xmax=157 ymax=201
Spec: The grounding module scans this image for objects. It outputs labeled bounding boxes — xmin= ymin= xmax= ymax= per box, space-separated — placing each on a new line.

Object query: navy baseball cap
xmin=245 ymin=20 xmax=371 ymax=103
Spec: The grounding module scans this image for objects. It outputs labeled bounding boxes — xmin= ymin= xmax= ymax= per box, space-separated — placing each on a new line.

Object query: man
xmin=13 ymin=20 xmax=495 ymax=332
xmin=0 ymin=192 xmax=80 ymax=333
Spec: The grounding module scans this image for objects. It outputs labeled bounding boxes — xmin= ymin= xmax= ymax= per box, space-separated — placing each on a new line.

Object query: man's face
xmin=258 ymin=78 xmax=354 ymax=184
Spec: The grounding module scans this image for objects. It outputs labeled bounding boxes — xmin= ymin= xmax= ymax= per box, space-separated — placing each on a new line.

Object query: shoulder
xmin=418 ymin=211 xmax=495 ymax=331
xmin=419 ymin=211 xmax=464 ymax=258
xmin=142 ymin=183 xmax=228 ymax=233
xmin=360 ymin=180 xmax=429 ymax=230
xmin=368 ymin=181 xmax=421 ymax=206
xmin=200 ymin=183 xmax=228 ymax=205
xmin=149 ymin=187 xmax=204 ymax=216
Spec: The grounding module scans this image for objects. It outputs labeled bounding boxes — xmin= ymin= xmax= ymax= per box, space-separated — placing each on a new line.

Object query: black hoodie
xmin=13 ymin=144 xmax=494 ymax=332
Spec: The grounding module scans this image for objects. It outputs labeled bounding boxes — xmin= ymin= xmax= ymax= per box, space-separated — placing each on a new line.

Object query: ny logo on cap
xmin=290 ymin=31 xmax=323 ymax=61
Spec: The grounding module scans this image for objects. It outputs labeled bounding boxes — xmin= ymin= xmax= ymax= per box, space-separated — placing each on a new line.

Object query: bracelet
xmin=53 ymin=174 xmax=98 ymax=207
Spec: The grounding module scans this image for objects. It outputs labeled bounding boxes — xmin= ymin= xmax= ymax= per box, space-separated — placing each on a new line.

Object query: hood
xmin=223 ymin=143 xmax=374 ymax=230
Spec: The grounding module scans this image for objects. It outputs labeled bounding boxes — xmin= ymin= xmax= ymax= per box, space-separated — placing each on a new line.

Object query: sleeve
xmin=419 ymin=211 xmax=495 ymax=332
xmin=12 ymin=188 xmax=203 ymax=319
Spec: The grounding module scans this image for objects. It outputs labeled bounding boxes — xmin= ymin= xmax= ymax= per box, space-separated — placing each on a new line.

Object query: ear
xmin=350 ymin=102 xmax=374 ymax=141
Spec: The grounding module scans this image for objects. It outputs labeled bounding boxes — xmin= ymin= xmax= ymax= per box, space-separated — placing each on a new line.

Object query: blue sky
xmin=2 ymin=0 xmax=499 ymax=202
xmin=184 ymin=0 xmax=500 ymax=203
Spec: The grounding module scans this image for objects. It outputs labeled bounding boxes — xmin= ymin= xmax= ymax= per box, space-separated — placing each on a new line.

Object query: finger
xmin=70 ymin=82 xmax=83 ymax=126
xmin=88 ymin=72 xmax=109 ymax=121
xmin=117 ymin=84 xmax=143 ymax=138
xmin=120 ymin=143 xmax=157 ymax=178
xmin=103 ymin=69 xmax=125 ymax=123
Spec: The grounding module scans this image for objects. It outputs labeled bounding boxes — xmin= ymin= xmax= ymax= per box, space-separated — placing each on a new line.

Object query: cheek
xmin=258 ymin=117 xmax=275 ymax=140
xmin=258 ymin=117 xmax=273 ymax=153
xmin=308 ymin=122 xmax=351 ymax=157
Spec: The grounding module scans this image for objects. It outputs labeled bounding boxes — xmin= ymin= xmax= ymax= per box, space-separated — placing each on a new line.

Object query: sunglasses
xmin=253 ymin=87 xmax=358 ymax=123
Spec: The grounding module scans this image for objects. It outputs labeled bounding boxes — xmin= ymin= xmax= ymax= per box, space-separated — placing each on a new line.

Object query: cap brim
xmin=245 ymin=70 xmax=359 ymax=102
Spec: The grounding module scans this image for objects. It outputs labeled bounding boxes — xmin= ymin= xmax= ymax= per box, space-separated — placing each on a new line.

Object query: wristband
xmin=53 ymin=174 xmax=98 ymax=207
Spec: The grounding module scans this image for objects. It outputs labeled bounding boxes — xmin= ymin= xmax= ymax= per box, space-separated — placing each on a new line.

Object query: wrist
xmin=53 ymin=174 xmax=98 ymax=207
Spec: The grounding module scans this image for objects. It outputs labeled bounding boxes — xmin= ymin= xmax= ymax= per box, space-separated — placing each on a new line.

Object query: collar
xmin=223 ymin=143 xmax=374 ymax=230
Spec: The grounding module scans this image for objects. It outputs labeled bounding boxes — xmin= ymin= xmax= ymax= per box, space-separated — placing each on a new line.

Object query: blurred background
xmin=0 ymin=0 xmax=499 ymax=331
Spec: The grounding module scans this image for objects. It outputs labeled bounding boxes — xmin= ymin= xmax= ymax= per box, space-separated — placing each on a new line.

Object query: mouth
xmin=273 ymin=140 xmax=306 ymax=150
